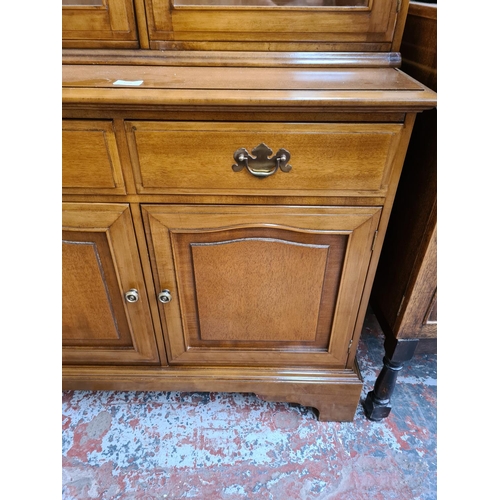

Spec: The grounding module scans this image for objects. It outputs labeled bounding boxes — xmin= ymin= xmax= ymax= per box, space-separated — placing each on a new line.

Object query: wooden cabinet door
xmin=143 ymin=205 xmax=381 ymax=368
xmin=62 ymin=0 xmax=138 ymax=48
xmin=63 ymin=203 xmax=160 ymax=365
xmin=145 ymin=0 xmax=401 ymax=50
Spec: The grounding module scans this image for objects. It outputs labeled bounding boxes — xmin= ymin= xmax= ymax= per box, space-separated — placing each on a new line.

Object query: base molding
xmin=63 ymin=362 xmax=363 ymax=422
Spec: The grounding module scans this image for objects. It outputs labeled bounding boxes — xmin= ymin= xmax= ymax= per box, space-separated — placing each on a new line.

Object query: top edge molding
xmin=62 ymin=50 xmax=402 ymax=68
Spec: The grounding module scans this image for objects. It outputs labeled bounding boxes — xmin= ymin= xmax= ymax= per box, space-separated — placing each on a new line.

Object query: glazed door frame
xmin=144 ymin=0 xmax=400 ymax=47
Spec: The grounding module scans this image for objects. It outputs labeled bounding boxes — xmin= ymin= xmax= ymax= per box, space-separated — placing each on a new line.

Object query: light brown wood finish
xmin=62 ymin=0 xmax=139 ymax=48
xmin=126 ymin=121 xmax=403 ymax=197
xmin=62 ymin=203 xmax=160 ymax=364
xmin=61 ymin=65 xmax=437 ymax=111
xmin=143 ymin=205 xmax=380 ymax=367
xmin=62 ymin=364 xmax=364 ymax=421
xmin=144 ymin=0 xmax=402 ymax=50
xmin=62 ymin=49 xmax=403 ymax=68
xmin=62 ymin=120 xmax=126 ymax=195
xmin=62 ymin=65 xmax=423 ymax=91
xmin=133 ymin=0 xmax=151 ymax=49
xmin=61 ymin=0 xmax=437 ymax=421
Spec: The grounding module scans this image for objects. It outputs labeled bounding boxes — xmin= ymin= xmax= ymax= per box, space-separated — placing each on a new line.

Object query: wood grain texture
xmin=62 ymin=0 xmax=139 ymax=47
xmin=191 ymin=238 xmax=330 ymax=342
xmin=370 ymin=1 xmax=437 ymax=342
xmin=126 ymin=121 xmax=403 ymax=197
xmin=149 ymin=40 xmax=393 ymax=51
xmin=60 ymin=0 xmax=437 ymax=421
xmin=345 ymin=112 xmax=416 ymax=368
xmin=144 ymin=0 xmax=400 ymax=48
xmin=142 ymin=204 xmax=380 ymax=368
xmin=62 ymin=363 xmax=364 ymax=421
xmin=61 ymin=64 xmax=437 ymax=111
xmin=63 ymin=65 xmax=423 ymax=90
xmin=62 ymin=232 xmax=132 ymax=345
xmin=62 ymin=203 xmax=160 ymax=365
xmin=400 ymin=1 xmax=436 ymax=89
xmin=62 ymin=49 xmax=402 ymax=68
xmin=63 ymin=120 xmax=126 ymax=195
xmin=396 ymin=220 xmax=437 ymax=338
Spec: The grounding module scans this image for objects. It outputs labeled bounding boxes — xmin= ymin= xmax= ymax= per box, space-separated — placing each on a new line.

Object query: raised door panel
xmin=145 ymin=0 xmax=399 ymax=49
xmin=62 ymin=0 xmax=139 ymax=48
xmin=62 ymin=203 xmax=160 ymax=364
xmin=143 ymin=205 xmax=381 ymax=367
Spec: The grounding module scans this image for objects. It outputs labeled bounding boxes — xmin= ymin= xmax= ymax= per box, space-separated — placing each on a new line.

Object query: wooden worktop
xmin=62 ymin=64 xmax=437 ymax=111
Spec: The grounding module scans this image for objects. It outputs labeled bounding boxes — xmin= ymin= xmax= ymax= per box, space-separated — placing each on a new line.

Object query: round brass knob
xmin=125 ymin=288 xmax=139 ymax=303
xmin=158 ymin=289 xmax=172 ymax=304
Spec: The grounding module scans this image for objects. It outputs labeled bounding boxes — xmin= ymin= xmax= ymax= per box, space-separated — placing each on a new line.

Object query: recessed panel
xmin=171 ymin=225 xmax=348 ymax=351
xmin=62 ymin=120 xmax=125 ymax=194
xmin=62 ymin=231 xmax=132 ymax=347
xmin=191 ymin=238 xmax=329 ymax=342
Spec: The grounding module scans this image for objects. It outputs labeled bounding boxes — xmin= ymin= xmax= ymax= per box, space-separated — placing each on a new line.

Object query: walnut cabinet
xmin=62 ymin=0 xmax=437 ymax=421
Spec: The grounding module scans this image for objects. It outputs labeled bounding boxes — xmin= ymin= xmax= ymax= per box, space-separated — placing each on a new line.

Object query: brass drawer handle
xmin=232 ymin=143 xmax=291 ymax=178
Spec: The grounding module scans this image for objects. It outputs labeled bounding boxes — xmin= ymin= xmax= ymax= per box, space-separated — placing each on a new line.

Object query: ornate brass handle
xmin=232 ymin=143 xmax=291 ymax=178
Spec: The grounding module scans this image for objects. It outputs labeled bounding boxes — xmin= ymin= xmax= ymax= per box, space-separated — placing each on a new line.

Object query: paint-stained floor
xmin=62 ymin=311 xmax=437 ymax=499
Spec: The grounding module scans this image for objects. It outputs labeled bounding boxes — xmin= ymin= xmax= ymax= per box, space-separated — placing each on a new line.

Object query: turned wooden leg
xmin=363 ymin=338 xmax=418 ymax=421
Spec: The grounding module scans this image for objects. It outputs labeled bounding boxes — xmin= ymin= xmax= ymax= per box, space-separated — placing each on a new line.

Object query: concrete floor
xmin=62 ymin=311 xmax=437 ymax=499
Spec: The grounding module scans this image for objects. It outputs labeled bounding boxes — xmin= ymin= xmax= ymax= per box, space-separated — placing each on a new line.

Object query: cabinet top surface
xmin=63 ymin=65 xmax=422 ymax=91
xmin=62 ymin=63 xmax=437 ymax=111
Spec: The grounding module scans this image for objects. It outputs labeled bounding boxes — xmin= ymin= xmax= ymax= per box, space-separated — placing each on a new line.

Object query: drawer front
xmin=63 ymin=120 xmax=126 ymax=195
xmin=126 ymin=122 xmax=403 ymax=197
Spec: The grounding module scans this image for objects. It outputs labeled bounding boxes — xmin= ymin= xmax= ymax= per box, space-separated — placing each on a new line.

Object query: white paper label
xmin=112 ymin=80 xmax=144 ymax=86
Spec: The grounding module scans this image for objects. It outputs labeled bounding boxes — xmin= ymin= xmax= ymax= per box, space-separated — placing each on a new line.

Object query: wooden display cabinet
xmin=62 ymin=0 xmax=436 ymax=421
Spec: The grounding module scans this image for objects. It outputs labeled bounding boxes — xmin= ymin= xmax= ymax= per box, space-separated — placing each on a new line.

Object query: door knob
xmin=158 ymin=289 xmax=172 ymax=304
xmin=125 ymin=288 xmax=139 ymax=303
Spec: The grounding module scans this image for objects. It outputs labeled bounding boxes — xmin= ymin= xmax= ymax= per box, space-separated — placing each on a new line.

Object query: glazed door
xmin=144 ymin=0 xmax=400 ymax=50
xmin=62 ymin=203 xmax=160 ymax=365
xmin=143 ymin=205 xmax=381 ymax=368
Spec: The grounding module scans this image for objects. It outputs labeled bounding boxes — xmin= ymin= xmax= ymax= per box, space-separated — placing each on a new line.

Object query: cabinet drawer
xmin=63 ymin=120 xmax=126 ymax=195
xmin=126 ymin=122 xmax=403 ymax=197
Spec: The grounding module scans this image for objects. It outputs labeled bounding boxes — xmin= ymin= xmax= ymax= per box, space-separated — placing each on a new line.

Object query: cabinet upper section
xmin=62 ymin=0 xmax=140 ymax=48
xmin=62 ymin=0 xmax=409 ymax=51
